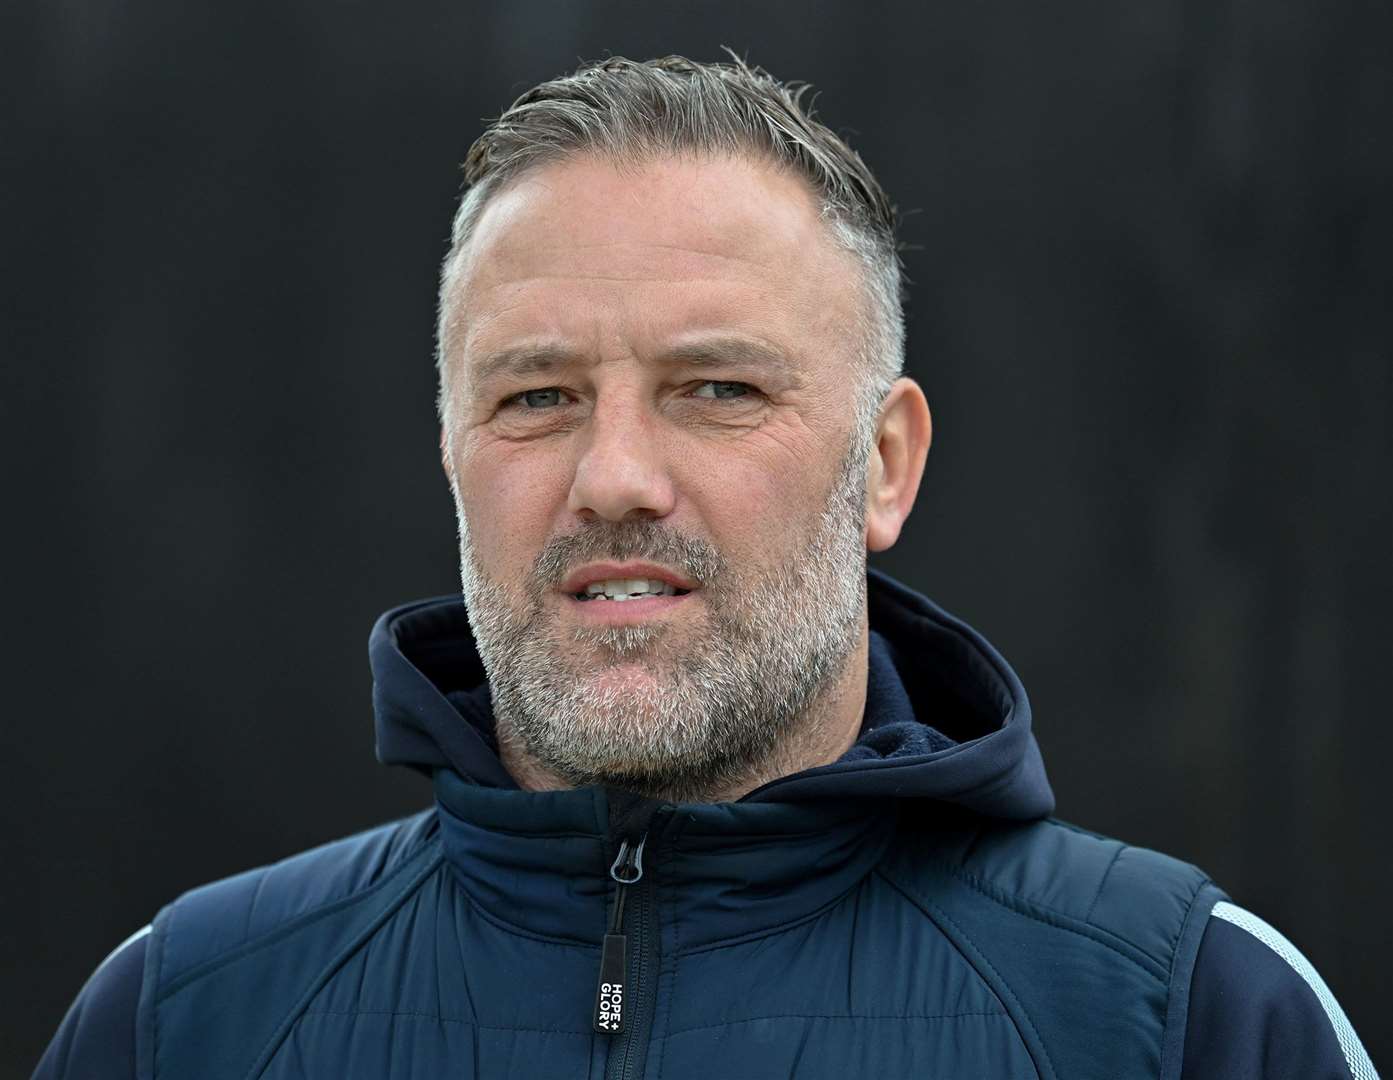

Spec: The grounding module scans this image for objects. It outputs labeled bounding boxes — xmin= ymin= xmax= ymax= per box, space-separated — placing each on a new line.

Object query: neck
xmin=498 ymin=626 xmax=869 ymax=803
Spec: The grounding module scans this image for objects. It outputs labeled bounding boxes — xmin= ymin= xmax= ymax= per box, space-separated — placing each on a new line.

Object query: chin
xmin=571 ymin=666 xmax=668 ymax=702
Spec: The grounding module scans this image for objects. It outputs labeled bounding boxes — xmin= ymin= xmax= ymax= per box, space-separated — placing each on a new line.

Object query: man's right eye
xmin=509 ymin=388 xmax=565 ymax=409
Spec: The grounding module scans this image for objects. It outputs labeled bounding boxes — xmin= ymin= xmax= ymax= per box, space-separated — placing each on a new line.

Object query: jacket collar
xmin=432 ymin=770 xmax=897 ymax=948
xmin=371 ymin=568 xmax=1053 ymax=818
xmin=369 ymin=569 xmax=1053 ymax=943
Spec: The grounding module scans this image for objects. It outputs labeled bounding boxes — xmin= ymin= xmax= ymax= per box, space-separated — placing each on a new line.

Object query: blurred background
xmin=4 ymin=0 xmax=1390 ymax=1074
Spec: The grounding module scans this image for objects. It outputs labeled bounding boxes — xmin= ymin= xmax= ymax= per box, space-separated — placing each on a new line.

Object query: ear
xmin=865 ymin=378 xmax=932 ymax=552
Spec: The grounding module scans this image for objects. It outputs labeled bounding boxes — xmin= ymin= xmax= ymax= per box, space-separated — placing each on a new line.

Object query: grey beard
xmin=455 ymin=439 xmax=870 ymax=802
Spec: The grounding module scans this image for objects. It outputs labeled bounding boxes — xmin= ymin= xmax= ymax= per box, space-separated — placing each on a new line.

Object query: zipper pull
xmin=594 ymin=834 xmax=646 ymax=1035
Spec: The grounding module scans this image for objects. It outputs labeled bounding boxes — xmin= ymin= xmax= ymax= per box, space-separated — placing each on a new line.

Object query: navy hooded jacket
xmin=36 ymin=571 xmax=1378 ymax=1078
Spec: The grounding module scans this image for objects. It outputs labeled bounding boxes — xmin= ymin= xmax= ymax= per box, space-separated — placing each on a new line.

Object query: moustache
xmin=531 ymin=519 xmax=727 ymax=592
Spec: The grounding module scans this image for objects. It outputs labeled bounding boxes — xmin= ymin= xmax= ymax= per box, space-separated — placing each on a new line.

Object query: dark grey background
xmin=5 ymin=1 xmax=1390 ymax=1075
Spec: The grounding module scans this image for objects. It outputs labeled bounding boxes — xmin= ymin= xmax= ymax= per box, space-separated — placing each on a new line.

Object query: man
xmin=38 ymin=55 xmax=1377 ymax=1079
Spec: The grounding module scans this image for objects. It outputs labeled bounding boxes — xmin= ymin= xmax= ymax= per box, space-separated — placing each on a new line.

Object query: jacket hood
xmin=370 ymin=568 xmax=1053 ymax=820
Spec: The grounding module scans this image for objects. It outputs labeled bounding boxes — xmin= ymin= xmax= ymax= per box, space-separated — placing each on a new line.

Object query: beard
xmin=454 ymin=436 xmax=870 ymax=802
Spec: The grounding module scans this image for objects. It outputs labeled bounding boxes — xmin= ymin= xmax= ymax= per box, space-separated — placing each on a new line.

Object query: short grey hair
xmin=435 ymin=53 xmax=904 ymax=442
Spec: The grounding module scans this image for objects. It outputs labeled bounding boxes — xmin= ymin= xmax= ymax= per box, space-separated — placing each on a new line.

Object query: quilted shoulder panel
xmin=154 ymin=811 xmax=437 ymax=987
xmin=915 ymin=814 xmax=1221 ymax=969
xmin=137 ymin=812 xmax=443 ymax=1080
xmin=879 ymin=811 xmax=1225 ymax=1080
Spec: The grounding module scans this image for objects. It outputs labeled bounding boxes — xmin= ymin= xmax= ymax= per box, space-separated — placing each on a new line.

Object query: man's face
xmin=440 ymin=153 xmax=873 ymax=798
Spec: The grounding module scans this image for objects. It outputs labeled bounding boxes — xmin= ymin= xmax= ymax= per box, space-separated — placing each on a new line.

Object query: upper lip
xmin=560 ymin=562 xmax=700 ymax=594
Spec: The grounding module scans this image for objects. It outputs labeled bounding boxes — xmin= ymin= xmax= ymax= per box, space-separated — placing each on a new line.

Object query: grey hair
xmin=435 ymin=53 xmax=904 ymax=443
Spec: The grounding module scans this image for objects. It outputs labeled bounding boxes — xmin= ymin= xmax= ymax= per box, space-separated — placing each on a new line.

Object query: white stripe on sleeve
xmin=1211 ymin=902 xmax=1378 ymax=1080
xmin=92 ymin=924 xmax=152 ymax=979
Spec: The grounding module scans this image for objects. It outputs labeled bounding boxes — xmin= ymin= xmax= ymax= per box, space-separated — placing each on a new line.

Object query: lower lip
xmin=565 ymin=591 xmax=694 ymax=624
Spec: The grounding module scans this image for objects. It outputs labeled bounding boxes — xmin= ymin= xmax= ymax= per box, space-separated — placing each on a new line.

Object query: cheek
xmin=675 ymin=449 xmax=830 ymax=563
xmin=455 ymin=442 xmax=572 ymax=572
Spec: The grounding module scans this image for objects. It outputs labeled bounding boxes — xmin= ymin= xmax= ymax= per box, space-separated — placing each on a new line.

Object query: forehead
xmin=444 ymin=153 xmax=863 ymax=372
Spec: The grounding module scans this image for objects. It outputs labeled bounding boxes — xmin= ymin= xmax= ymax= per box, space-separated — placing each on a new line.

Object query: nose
xmin=567 ymin=398 xmax=676 ymax=522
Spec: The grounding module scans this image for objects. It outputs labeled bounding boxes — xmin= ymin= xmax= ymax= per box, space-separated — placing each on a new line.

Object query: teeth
xmin=580 ymin=578 xmax=680 ymax=600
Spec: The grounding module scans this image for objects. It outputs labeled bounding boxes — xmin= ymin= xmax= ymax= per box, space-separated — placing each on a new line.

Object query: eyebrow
xmin=470 ymin=336 xmax=795 ymax=390
xmin=657 ymin=337 xmax=794 ymax=374
xmin=470 ymin=344 xmax=585 ymax=388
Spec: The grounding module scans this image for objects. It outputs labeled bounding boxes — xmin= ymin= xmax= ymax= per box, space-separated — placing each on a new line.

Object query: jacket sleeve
xmin=32 ymin=928 xmax=147 ymax=1080
xmin=1181 ymin=901 xmax=1379 ymax=1079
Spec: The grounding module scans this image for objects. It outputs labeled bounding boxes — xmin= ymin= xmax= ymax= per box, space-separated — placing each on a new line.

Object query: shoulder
xmin=35 ymin=813 xmax=442 ymax=1080
xmin=906 ymin=814 xmax=1223 ymax=999
xmin=889 ymin=812 xmax=1221 ymax=959
xmin=1182 ymin=902 xmax=1379 ymax=1079
xmin=135 ymin=811 xmax=445 ymax=1080
xmin=883 ymin=812 xmax=1226 ymax=1079
xmin=34 ymin=928 xmax=149 ymax=1080
xmin=153 ymin=809 xmax=440 ymax=988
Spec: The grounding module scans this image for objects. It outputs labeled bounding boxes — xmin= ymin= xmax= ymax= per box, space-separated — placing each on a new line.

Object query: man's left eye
xmin=511 ymin=388 xmax=565 ymax=408
xmin=692 ymin=381 xmax=752 ymax=400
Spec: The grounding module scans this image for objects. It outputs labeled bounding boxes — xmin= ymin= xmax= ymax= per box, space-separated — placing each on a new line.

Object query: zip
xmin=595 ymin=805 xmax=667 ymax=1080
xmin=593 ymin=834 xmax=645 ymax=1034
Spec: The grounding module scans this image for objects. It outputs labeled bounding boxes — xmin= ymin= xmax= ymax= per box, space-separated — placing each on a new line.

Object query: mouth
xmin=572 ymin=578 xmax=693 ymax=602
xmin=560 ymin=561 xmax=699 ymax=597
xmin=559 ymin=563 xmax=699 ymax=622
